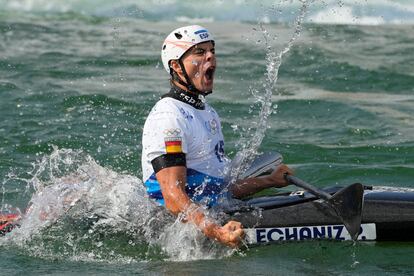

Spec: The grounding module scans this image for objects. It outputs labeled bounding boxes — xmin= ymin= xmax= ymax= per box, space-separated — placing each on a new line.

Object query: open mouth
xmin=205 ymin=66 xmax=215 ymax=81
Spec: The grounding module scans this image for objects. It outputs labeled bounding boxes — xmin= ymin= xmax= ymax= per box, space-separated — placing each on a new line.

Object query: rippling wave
xmin=1 ymin=0 xmax=414 ymax=24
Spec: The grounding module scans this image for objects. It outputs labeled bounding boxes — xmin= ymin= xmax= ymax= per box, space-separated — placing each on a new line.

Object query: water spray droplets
xmin=1 ymin=147 xmax=213 ymax=261
xmin=230 ymin=0 xmax=310 ymax=181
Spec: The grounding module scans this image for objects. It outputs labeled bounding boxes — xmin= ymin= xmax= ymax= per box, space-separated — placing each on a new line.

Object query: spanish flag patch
xmin=165 ymin=139 xmax=183 ymax=153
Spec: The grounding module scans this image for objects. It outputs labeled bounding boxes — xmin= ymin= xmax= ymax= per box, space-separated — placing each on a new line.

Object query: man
xmin=141 ymin=25 xmax=293 ymax=248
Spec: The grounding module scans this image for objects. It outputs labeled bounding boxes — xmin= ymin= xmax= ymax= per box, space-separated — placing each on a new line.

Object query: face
xmin=172 ymin=41 xmax=216 ymax=93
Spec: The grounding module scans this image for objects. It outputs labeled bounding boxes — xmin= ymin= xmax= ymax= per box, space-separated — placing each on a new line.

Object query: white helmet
xmin=161 ymin=25 xmax=214 ymax=73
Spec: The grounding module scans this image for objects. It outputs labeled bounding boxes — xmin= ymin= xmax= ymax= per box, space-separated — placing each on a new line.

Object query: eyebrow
xmin=192 ymin=46 xmax=214 ymax=52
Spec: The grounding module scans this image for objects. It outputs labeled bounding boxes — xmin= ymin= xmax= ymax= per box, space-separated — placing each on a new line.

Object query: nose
xmin=205 ymin=50 xmax=215 ymax=62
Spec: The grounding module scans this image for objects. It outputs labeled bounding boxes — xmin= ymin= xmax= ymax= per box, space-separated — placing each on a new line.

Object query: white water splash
xmin=0 ymin=147 xmax=233 ymax=262
xmin=229 ymin=0 xmax=310 ymax=181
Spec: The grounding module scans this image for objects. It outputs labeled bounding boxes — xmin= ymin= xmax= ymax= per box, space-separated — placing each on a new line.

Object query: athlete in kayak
xmin=141 ymin=25 xmax=293 ymax=248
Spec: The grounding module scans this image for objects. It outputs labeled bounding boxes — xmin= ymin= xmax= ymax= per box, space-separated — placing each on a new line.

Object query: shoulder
xmin=144 ymin=98 xmax=192 ymax=132
xmin=149 ymin=97 xmax=200 ymax=122
xmin=144 ymin=98 xmax=182 ymax=122
xmin=150 ymin=97 xmax=180 ymax=115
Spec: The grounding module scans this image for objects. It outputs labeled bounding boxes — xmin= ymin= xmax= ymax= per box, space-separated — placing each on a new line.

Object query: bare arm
xmin=230 ymin=164 xmax=293 ymax=198
xmin=156 ymin=166 xmax=244 ymax=247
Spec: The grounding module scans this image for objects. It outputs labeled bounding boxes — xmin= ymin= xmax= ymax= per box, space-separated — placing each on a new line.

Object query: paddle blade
xmin=329 ymin=183 xmax=364 ymax=240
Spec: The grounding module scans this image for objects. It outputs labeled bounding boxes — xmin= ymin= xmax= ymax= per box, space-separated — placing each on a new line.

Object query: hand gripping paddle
xmin=285 ymin=174 xmax=364 ymax=241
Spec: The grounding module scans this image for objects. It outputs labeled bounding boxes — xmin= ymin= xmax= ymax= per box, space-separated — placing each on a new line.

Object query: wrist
xmin=262 ymin=174 xmax=286 ymax=188
xmin=202 ymin=221 xmax=221 ymax=240
xmin=183 ymin=203 xmax=222 ymax=240
xmin=260 ymin=175 xmax=277 ymax=187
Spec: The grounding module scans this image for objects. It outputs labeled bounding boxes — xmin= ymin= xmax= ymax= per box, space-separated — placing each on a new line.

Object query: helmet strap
xmin=170 ymin=59 xmax=212 ymax=96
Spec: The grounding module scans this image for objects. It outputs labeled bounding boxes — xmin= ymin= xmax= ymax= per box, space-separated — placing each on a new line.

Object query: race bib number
xmin=215 ymin=140 xmax=224 ymax=162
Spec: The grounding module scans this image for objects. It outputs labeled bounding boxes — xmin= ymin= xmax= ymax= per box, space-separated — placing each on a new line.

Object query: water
xmin=1 ymin=0 xmax=414 ymax=274
xmin=230 ymin=0 xmax=309 ymax=180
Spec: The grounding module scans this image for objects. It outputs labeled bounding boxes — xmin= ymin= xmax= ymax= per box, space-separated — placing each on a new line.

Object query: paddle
xmin=284 ymin=174 xmax=364 ymax=241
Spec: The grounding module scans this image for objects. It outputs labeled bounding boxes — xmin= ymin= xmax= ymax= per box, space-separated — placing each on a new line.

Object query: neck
xmin=171 ymin=80 xmax=190 ymax=92
xmin=162 ymin=82 xmax=206 ymax=110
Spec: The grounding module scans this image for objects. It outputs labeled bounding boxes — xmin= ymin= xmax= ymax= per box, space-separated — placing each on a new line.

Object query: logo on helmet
xmin=194 ymin=29 xmax=209 ymax=39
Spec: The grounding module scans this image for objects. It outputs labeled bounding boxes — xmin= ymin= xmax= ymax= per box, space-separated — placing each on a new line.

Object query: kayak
xmin=2 ymin=185 xmax=413 ymax=244
xmin=227 ymin=185 xmax=414 ymax=245
xmin=1 ymin=149 xmax=412 ymax=244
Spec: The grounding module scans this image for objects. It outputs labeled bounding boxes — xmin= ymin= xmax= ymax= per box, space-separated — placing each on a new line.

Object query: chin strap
xmin=170 ymin=60 xmax=212 ymax=96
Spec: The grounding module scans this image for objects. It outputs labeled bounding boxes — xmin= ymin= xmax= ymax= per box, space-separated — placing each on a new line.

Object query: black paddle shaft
xmin=285 ymin=175 xmax=332 ymax=200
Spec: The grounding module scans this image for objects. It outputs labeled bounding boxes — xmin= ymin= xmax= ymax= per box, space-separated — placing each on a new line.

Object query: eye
xmin=211 ymin=48 xmax=215 ymax=54
xmin=193 ymin=48 xmax=205 ymax=55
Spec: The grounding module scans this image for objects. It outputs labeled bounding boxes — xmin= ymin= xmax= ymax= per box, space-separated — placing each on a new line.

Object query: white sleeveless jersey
xmin=141 ymin=96 xmax=228 ymax=205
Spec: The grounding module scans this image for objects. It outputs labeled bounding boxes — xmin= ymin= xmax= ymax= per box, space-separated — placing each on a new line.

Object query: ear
xmin=170 ymin=60 xmax=183 ymax=74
